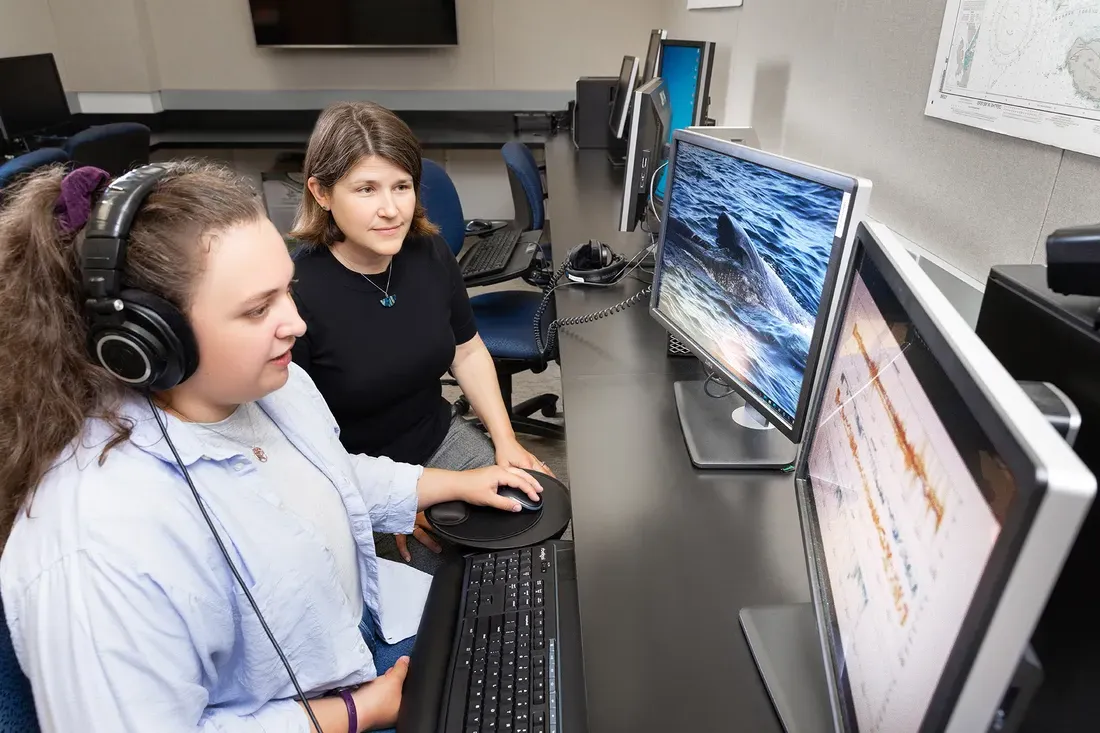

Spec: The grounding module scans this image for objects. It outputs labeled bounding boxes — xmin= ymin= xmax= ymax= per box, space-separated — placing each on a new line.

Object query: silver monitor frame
xmin=648 ymin=128 xmax=871 ymax=440
xmin=642 ymin=28 xmax=668 ymax=83
xmin=794 ymin=220 xmax=1096 ymax=732
xmin=618 ymin=78 xmax=670 ymax=233
xmin=686 ymin=125 xmax=760 ymax=149
xmin=609 ymin=55 xmax=641 ymax=141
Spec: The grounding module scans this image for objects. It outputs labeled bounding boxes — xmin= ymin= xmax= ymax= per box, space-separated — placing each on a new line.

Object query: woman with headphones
xmin=0 ymin=161 xmax=541 ymax=732
xmin=289 ymin=102 xmax=552 ymax=572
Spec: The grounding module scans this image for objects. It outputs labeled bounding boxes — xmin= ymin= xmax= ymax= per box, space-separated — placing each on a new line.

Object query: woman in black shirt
xmin=290 ymin=102 xmax=551 ymax=572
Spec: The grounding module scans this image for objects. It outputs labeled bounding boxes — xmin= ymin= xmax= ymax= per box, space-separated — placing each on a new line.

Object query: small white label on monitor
xmin=836 ymin=191 xmax=852 ymax=238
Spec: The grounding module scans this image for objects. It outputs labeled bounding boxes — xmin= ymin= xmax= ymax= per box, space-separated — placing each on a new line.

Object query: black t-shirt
xmin=290 ymin=234 xmax=478 ymax=465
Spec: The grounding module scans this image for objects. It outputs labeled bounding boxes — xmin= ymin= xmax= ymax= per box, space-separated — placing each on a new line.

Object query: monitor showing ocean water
xmin=652 ymin=139 xmax=849 ymax=426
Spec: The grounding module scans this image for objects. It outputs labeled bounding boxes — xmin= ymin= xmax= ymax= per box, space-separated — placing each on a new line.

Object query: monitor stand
xmin=673 ymin=380 xmax=797 ymax=469
xmin=607 ymin=135 xmax=627 ymax=168
xmin=741 ymin=605 xmax=1045 ymax=733
xmin=739 ymin=604 xmax=835 ymax=733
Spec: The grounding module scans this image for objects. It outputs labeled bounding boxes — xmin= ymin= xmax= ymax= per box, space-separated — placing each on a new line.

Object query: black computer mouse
xmin=465 ymin=219 xmax=494 ymax=234
xmin=430 ymin=500 xmax=469 ymax=526
xmin=498 ymin=486 xmax=543 ymax=512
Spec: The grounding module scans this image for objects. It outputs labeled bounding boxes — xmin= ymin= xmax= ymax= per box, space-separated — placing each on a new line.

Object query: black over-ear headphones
xmin=564 ymin=240 xmax=628 ymax=285
xmin=81 ymin=164 xmax=199 ymax=391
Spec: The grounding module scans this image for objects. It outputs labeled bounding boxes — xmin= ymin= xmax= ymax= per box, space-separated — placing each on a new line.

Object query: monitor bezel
xmin=618 ymin=78 xmax=670 ymax=233
xmin=649 ymin=129 xmax=868 ymax=440
xmin=0 ymin=53 xmax=70 ymax=140
xmin=793 ymin=220 xmax=1095 ymax=732
xmin=642 ymin=28 xmax=668 ymax=83
xmin=655 ymin=39 xmax=715 ymax=126
xmin=609 ymin=55 xmax=641 ymax=140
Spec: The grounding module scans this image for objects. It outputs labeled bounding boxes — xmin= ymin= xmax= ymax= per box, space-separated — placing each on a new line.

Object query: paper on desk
xmin=375 ymin=558 xmax=433 ymax=643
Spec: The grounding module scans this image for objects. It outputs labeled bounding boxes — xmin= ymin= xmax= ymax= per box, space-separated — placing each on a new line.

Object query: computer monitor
xmin=617 ymin=78 xmax=671 ymax=234
xmin=608 ymin=55 xmax=640 ymax=141
xmin=653 ymin=39 xmax=715 ymax=200
xmin=649 ymin=129 xmax=870 ymax=468
xmin=686 ymin=125 xmax=760 ymax=149
xmin=0 ymin=53 xmax=70 ymax=141
xmin=642 ymin=28 xmax=668 ymax=83
xmin=739 ymin=220 xmax=1095 ymax=733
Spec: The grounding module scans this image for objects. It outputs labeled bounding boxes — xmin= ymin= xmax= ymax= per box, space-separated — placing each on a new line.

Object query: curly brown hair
xmin=0 ymin=160 xmax=265 ymax=545
xmin=290 ymin=101 xmax=440 ymax=247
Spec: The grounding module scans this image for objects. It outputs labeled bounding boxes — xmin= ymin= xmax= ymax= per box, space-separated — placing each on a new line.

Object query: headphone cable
xmin=147 ymin=396 xmax=326 ymax=733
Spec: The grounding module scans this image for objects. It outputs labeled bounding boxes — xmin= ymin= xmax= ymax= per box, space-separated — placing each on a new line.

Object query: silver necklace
xmin=333 ymin=247 xmax=396 ymax=307
xmin=359 ymin=264 xmax=396 ymax=308
xmin=195 ymin=403 xmax=269 ymax=463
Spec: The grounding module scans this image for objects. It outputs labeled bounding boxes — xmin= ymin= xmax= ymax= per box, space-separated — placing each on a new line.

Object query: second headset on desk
xmin=563 ymin=240 xmax=628 ymax=284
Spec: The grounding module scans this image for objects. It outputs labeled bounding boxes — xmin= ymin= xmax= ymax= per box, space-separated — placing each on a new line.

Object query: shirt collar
xmin=120 ymin=396 xmax=248 ymax=467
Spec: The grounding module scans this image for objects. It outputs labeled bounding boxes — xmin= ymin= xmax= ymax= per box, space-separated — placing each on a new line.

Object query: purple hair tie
xmin=54 ymin=166 xmax=112 ymax=235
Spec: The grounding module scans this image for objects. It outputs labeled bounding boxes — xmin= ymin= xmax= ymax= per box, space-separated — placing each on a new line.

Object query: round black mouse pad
xmin=427 ymin=471 xmax=571 ymax=548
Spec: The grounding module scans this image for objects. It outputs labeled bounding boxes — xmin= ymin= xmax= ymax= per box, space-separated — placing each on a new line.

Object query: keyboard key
xmin=533 ymin=679 xmax=545 ymax=693
xmin=533 ymin=668 xmax=545 ymax=680
xmin=533 ymin=690 xmax=545 ymax=705
xmin=481 ymin=721 xmax=496 ymax=733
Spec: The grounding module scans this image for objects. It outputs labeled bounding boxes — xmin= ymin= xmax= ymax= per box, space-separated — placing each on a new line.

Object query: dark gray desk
xmin=543 ymin=135 xmax=810 ymax=733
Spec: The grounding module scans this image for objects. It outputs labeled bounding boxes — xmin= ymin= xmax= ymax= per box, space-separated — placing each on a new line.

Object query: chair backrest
xmin=0 ymin=601 xmax=38 ymax=731
xmin=419 ymin=158 xmax=466 ymax=256
xmin=0 ymin=148 xmax=69 ymax=194
xmin=63 ymin=122 xmax=150 ymax=177
xmin=501 ymin=142 xmax=544 ymax=231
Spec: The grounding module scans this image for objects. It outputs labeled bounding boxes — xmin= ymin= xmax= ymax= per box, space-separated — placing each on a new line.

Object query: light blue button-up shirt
xmin=0 ymin=364 xmax=423 ymax=732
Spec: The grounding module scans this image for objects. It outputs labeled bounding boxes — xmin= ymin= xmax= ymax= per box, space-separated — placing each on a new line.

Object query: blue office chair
xmin=501 ymin=142 xmax=546 ymax=232
xmin=63 ymin=122 xmax=150 ymax=177
xmin=419 ymin=158 xmax=564 ymax=439
xmin=0 ymin=600 xmax=38 ymax=731
xmin=420 ymin=158 xmax=466 ymax=256
xmin=0 ymin=148 xmax=69 ymax=196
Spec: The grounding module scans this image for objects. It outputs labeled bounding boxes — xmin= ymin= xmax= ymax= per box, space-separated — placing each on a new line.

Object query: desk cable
xmin=534 ymin=245 xmax=655 ymax=356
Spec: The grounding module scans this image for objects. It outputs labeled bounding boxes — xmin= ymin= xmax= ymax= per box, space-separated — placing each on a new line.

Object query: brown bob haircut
xmin=291 ymin=101 xmax=439 ymax=247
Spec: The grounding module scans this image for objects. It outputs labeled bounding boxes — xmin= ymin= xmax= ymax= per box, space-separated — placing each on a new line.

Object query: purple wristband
xmin=337 ymin=688 xmax=357 ymax=733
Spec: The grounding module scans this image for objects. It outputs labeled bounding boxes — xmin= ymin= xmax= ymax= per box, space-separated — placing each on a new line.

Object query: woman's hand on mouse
xmin=459 ymin=465 xmax=543 ymax=512
xmin=494 ymin=439 xmax=556 ymax=478
xmin=417 ymin=465 xmax=541 ymax=512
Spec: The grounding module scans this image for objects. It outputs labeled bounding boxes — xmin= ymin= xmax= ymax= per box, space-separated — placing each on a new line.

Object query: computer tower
xmin=572 ymin=77 xmax=616 ymax=150
xmin=975 ymin=264 xmax=1100 ymax=733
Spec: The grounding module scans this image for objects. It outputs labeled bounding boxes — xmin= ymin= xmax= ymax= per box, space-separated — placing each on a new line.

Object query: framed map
xmin=926 ymin=0 xmax=1100 ymax=158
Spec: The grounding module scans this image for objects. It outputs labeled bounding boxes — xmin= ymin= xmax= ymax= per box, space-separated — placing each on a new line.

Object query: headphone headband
xmin=82 ymin=164 xmax=171 ymax=306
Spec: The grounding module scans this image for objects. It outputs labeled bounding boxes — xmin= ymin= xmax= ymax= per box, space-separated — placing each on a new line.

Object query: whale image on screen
xmin=653 ymin=140 xmax=847 ymax=424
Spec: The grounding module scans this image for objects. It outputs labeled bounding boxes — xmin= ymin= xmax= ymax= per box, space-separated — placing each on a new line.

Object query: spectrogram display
xmin=806 ymin=264 xmax=1001 ymax=733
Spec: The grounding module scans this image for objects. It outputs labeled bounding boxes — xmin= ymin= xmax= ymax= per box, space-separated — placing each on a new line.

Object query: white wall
xmin=663 ymin=0 xmax=1100 ymax=287
xmin=4 ymin=0 xmax=666 ymax=98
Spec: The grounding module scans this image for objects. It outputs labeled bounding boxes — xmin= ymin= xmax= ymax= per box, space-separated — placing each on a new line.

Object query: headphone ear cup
xmin=88 ymin=290 xmax=198 ymax=391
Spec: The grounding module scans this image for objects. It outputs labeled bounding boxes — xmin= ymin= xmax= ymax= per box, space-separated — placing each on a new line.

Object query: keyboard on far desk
xmin=398 ymin=541 xmax=587 ymax=733
xmin=460 ymin=229 xmax=523 ymax=279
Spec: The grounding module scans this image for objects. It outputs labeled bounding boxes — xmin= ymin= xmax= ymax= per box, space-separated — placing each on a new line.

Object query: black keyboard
xmin=451 ymin=547 xmax=554 ymax=733
xmin=398 ymin=542 xmax=586 ymax=733
xmin=461 ymin=229 xmax=523 ymax=279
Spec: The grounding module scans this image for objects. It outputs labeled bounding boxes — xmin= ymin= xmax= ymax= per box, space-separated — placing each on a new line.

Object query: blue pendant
xmin=380 ymin=294 xmax=396 ymax=308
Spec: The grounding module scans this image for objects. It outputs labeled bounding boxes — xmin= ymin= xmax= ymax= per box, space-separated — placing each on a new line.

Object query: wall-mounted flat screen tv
xmin=249 ymin=1 xmax=459 ymax=48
